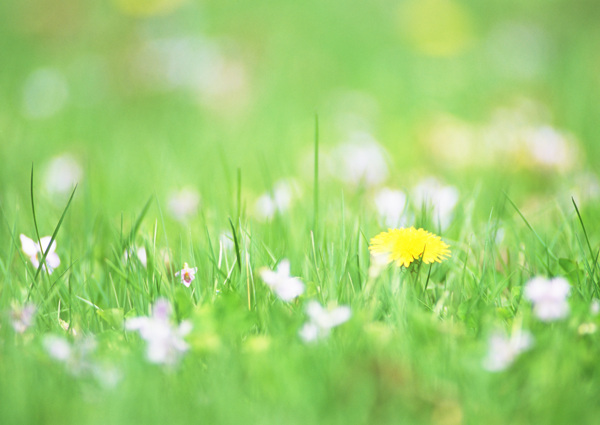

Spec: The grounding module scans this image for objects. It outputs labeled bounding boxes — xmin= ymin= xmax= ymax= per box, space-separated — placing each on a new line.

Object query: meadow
xmin=1 ymin=0 xmax=600 ymax=424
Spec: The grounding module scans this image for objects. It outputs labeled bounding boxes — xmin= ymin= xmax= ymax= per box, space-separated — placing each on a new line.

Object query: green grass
xmin=2 ymin=0 xmax=600 ymax=423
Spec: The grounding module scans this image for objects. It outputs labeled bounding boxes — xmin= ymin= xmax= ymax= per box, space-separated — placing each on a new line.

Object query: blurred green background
xmin=2 ymin=0 xmax=599 ymax=213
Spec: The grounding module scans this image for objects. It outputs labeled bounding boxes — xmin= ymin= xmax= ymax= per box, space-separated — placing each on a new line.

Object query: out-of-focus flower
xmin=219 ymin=232 xmax=234 ymax=252
xmin=125 ymin=298 xmax=192 ymax=365
xmin=43 ymin=335 xmax=97 ymax=375
xmin=254 ymin=180 xmax=298 ymax=221
xmin=43 ymin=154 xmax=82 ymax=197
xmin=20 ymin=234 xmax=61 ymax=274
xmin=167 ymin=187 xmax=200 ymax=221
xmin=483 ymin=330 xmax=533 ymax=372
xmin=368 ymin=252 xmax=391 ymax=279
xmin=22 ymin=68 xmax=69 ymax=119
xmin=578 ymin=323 xmax=597 ymax=335
xmin=412 ymin=177 xmax=459 ymax=230
xmin=524 ymin=276 xmax=570 ymax=322
xmin=10 ymin=303 xmax=36 ymax=333
xmin=175 ymin=263 xmax=197 ymax=287
xmin=590 ymin=299 xmax=600 ymax=316
xmin=374 ymin=188 xmax=407 ymax=228
xmin=124 ymin=246 xmax=148 ymax=268
xmin=331 ymin=132 xmax=388 ymax=187
xmin=369 ymin=227 xmax=450 ymax=268
xmin=523 ymin=126 xmax=577 ymax=171
xmin=259 ymin=259 xmax=305 ymax=301
xmin=299 ymin=301 xmax=351 ymax=342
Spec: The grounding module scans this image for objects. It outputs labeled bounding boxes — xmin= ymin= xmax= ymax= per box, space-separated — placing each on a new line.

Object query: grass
xmin=2 ymin=0 xmax=600 ymax=424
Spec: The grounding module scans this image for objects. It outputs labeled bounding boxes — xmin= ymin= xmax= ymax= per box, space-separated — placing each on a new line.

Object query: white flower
xmin=43 ymin=154 xmax=82 ymax=197
xmin=524 ymin=126 xmax=577 ymax=171
xmin=374 ymin=188 xmax=407 ymax=227
xmin=124 ymin=246 xmax=148 ymax=268
xmin=43 ymin=335 xmax=97 ymax=375
xmin=254 ymin=180 xmax=297 ymax=221
xmin=412 ymin=177 xmax=459 ymax=230
xmin=167 ymin=187 xmax=200 ymax=221
xmin=219 ymin=232 xmax=234 ymax=251
xmin=20 ymin=234 xmax=61 ymax=274
xmin=175 ymin=262 xmax=197 ymax=287
xmin=483 ymin=330 xmax=533 ymax=372
xmin=524 ymin=276 xmax=570 ymax=322
xmin=332 ymin=132 xmax=388 ymax=187
xmin=591 ymin=299 xmax=600 ymax=316
xmin=259 ymin=259 xmax=305 ymax=301
xmin=299 ymin=301 xmax=351 ymax=342
xmin=125 ymin=298 xmax=192 ymax=365
xmin=10 ymin=303 xmax=36 ymax=334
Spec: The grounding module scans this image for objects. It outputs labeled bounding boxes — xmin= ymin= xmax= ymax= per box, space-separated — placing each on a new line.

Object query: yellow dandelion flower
xmin=369 ymin=227 xmax=450 ymax=268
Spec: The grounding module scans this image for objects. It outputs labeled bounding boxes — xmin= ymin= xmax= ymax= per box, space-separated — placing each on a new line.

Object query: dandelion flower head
xmin=369 ymin=227 xmax=450 ymax=268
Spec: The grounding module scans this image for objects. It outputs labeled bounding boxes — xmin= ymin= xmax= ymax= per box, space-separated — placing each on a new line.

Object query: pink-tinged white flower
xmin=524 ymin=276 xmax=570 ymax=322
xmin=167 ymin=187 xmax=200 ymax=221
xmin=412 ymin=177 xmax=459 ymax=230
xmin=483 ymin=330 xmax=533 ymax=372
xmin=259 ymin=259 xmax=305 ymax=301
xmin=175 ymin=262 xmax=197 ymax=287
xmin=332 ymin=132 xmax=388 ymax=187
xmin=124 ymin=246 xmax=148 ymax=267
xmin=10 ymin=303 xmax=36 ymax=333
xmin=43 ymin=154 xmax=82 ymax=197
xmin=20 ymin=234 xmax=61 ymax=274
xmin=299 ymin=301 xmax=351 ymax=342
xmin=125 ymin=298 xmax=192 ymax=365
xmin=374 ymin=188 xmax=407 ymax=228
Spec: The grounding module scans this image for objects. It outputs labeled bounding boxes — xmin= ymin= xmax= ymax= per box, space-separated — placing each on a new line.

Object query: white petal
xmin=46 ymin=252 xmax=61 ymax=269
xmin=274 ymin=277 xmax=304 ymax=301
xmin=20 ymin=234 xmax=39 ymax=257
xmin=277 ymin=259 xmax=291 ymax=278
xmin=326 ymin=306 xmax=352 ymax=328
xmin=299 ymin=323 xmax=319 ymax=342
xmin=39 ymin=236 xmax=57 ymax=254
xmin=259 ymin=268 xmax=278 ymax=287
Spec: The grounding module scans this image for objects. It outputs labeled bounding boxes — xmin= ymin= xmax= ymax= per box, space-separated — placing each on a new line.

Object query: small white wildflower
xmin=20 ymin=234 xmax=61 ymax=274
xmin=167 ymin=187 xmax=200 ymax=221
xmin=43 ymin=154 xmax=82 ymax=197
xmin=175 ymin=262 xmax=197 ymax=287
xmin=524 ymin=276 xmax=570 ymax=322
xmin=332 ymin=132 xmax=388 ymax=187
xmin=43 ymin=335 xmax=72 ymax=362
xmin=253 ymin=180 xmax=297 ymax=221
xmin=125 ymin=298 xmax=192 ymax=365
xmin=412 ymin=177 xmax=459 ymax=230
xmin=43 ymin=335 xmax=97 ymax=375
xmin=299 ymin=301 xmax=351 ymax=342
xmin=10 ymin=303 xmax=36 ymax=334
xmin=483 ymin=330 xmax=533 ymax=372
xmin=124 ymin=246 xmax=148 ymax=268
xmin=259 ymin=259 xmax=305 ymax=301
xmin=374 ymin=188 xmax=407 ymax=228
xmin=524 ymin=126 xmax=577 ymax=171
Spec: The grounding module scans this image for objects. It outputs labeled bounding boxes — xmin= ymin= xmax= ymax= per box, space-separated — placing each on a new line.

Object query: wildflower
xmin=332 ymin=132 xmax=388 ymax=187
xmin=259 ymin=259 xmax=305 ymax=301
xmin=369 ymin=227 xmax=450 ymax=268
xmin=483 ymin=330 xmax=533 ymax=372
xmin=43 ymin=335 xmax=97 ymax=374
xmin=412 ymin=177 xmax=459 ymax=230
xmin=299 ymin=301 xmax=351 ymax=342
xmin=374 ymin=188 xmax=407 ymax=228
xmin=254 ymin=180 xmax=297 ymax=221
xmin=175 ymin=263 xmax=197 ymax=287
xmin=167 ymin=187 xmax=200 ymax=221
xmin=590 ymin=299 xmax=600 ymax=316
xmin=578 ymin=323 xmax=597 ymax=335
xmin=10 ymin=303 xmax=36 ymax=333
xmin=43 ymin=154 xmax=82 ymax=197
xmin=124 ymin=246 xmax=148 ymax=267
xmin=20 ymin=234 xmax=61 ymax=274
xmin=524 ymin=276 xmax=570 ymax=322
xmin=125 ymin=298 xmax=192 ymax=365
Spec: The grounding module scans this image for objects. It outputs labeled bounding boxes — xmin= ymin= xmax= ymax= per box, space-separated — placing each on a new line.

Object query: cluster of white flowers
xmin=10 ymin=304 xmax=37 ymax=334
xmin=125 ymin=298 xmax=192 ymax=365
